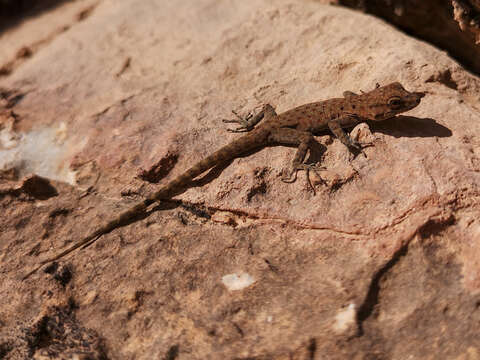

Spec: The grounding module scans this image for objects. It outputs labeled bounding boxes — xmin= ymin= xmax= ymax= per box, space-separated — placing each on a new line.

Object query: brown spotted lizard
xmin=22 ymin=82 xmax=425 ymax=279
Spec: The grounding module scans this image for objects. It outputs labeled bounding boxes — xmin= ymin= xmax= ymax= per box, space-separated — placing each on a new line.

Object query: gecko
xmin=22 ymin=82 xmax=425 ymax=280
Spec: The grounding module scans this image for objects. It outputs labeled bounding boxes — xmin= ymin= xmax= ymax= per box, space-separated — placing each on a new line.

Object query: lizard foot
xmin=222 ymin=110 xmax=254 ymax=133
xmin=282 ymin=164 xmax=326 ymax=194
xmin=349 ymin=140 xmax=374 ymax=159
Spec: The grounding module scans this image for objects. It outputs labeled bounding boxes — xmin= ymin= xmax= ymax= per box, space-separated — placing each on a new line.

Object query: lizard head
xmin=361 ymin=82 xmax=425 ymax=121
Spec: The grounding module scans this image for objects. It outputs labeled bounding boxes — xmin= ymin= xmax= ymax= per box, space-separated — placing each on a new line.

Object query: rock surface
xmin=337 ymin=0 xmax=480 ymax=74
xmin=1 ymin=0 xmax=480 ymax=359
xmin=452 ymin=0 xmax=480 ymax=45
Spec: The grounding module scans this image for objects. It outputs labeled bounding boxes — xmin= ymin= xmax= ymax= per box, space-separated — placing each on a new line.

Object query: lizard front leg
xmin=268 ymin=128 xmax=325 ymax=190
xmin=327 ymin=118 xmax=365 ymax=152
xmin=223 ymin=104 xmax=276 ymax=133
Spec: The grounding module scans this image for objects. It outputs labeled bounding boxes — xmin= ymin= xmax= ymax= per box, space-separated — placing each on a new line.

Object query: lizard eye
xmin=388 ymin=97 xmax=402 ymax=109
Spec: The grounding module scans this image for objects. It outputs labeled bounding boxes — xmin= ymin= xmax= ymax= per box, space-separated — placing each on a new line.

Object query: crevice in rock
xmin=355 ymin=238 xmax=410 ymax=335
xmin=172 ymin=199 xmax=370 ymax=236
xmin=307 ymin=338 xmax=317 ymax=360
xmin=356 ymin=213 xmax=455 ymax=335
xmin=164 ymin=344 xmax=179 ymax=360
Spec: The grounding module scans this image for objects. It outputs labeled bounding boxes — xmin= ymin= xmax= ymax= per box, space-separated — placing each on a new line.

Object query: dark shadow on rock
xmin=338 ymin=0 xmax=480 ymax=75
xmin=369 ymin=116 xmax=452 ymax=139
xmin=137 ymin=152 xmax=179 ymax=184
xmin=164 ymin=344 xmax=179 ymax=360
xmin=142 ymin=116 xmax=445 ymax=207
xmin=140 ymin=139 xmax=327 ymax=211
xmin=186 ymin=140 xmax=327 ymax=190
xmin=302 ymin=139 xmax=327 ymax=166
xmin=190 ymin=159 xmax=234 ymax=189
xmin=0 ymin=0 xmax=71 ymax=34
xmin=22 ymin=175 xmax=58 ymax=200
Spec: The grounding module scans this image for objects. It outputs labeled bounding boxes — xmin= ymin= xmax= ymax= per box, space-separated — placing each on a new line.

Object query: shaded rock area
xmin=0 ymin=0 xmax=72 ymax=33
xmin=452 ymin=0 xmax=480 ymax=44
xmin=1 ymin=0 xmax=480 ymax=359
xmin=336 ymin=0 xmax=480 ymax=74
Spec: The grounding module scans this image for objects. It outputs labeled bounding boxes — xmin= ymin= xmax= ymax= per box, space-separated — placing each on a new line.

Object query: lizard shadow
xmin=191 ymin=140 xmax=327 ymax=187
xmin=368 ymin=115 xmax=452 ymax=138
xmin=144 ymin=116 xmax=447 ymax=205
xmin=150 ymin=138 xmax=327 ymax=201
xmin=118 ymin=115 xmax=449 ymax=225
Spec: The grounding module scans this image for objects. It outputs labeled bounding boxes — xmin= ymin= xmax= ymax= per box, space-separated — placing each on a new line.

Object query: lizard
xmin=21 ymin=82 xmax=425 ymax=280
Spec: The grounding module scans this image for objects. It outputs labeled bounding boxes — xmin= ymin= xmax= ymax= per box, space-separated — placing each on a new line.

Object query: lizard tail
xmin=21 ymin=201 xmax=150 ymax=280
xmin=150 ymin=130 xmax=268 ymax=201
xmin=21 ymin=131 xmax=267 ymax=280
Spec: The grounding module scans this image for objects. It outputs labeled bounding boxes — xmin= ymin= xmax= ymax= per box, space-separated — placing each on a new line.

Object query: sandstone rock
xmin=1 ymin=0 xmax=480 ymax=359
xmin=452 ymin=0 xmax=480 ymax=44
xmin=337 ymin=0 xmax=480 ymax=73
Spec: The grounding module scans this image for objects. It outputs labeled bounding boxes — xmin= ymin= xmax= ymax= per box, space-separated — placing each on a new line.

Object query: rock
xmin=0 ymin=301 xmax=107 ymax=360
xmin=1 ymin=0 xmax=480 ymax=359
xmin=452 ymin=0 xmax=480 ymax=44
xmin=337 ymin=0 xmax=480 ymax=73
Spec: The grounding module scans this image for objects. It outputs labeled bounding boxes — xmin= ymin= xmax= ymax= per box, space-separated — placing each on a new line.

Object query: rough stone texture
xmin=452 ymin=0 xmax=480 ymax=44
xmin=1 ymin=0 xmax=480 ymax=359
xmin=336 ymin=0 xmax=480 ymax=74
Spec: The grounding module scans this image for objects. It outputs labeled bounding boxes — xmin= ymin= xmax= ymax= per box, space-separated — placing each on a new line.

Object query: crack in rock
xmin=355 ymin=212 xmax=455 ymax=336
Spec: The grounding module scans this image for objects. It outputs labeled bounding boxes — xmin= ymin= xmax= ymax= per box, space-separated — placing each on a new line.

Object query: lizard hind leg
xmin=268 ymin=128 xmax=325 ymax=192
xmin=222 ymin=104 xmax=276 ymax=133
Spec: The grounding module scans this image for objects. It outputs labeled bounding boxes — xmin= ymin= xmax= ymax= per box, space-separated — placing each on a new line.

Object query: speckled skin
xmin=22 ymin=82 xmax=424 ymax=280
